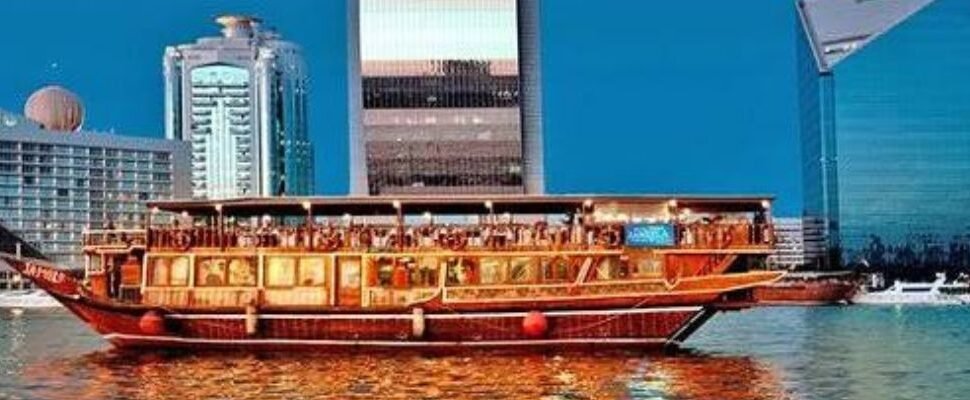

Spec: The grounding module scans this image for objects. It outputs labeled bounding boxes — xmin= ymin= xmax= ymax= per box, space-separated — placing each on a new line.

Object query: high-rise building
xmin=0 ymin=87 xmax=190 ymax=268
xmin=164 ymin=15 xmax=313 ymax=199
xmin=348 ymin=0 xmax=543 ymax=196
xmin=796 ymin=0 xmax=970 ymax=269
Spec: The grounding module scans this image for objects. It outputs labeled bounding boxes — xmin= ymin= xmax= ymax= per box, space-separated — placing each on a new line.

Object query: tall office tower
xmin=0 ymin=87 xmax=190 ymax=268
xmin=796 ymin=0 xmax=970 ymax=269
xmin=164 ymin=15 xmax=313 ymax=199
xmin=348 ymin=0 xmax=544 ymax=196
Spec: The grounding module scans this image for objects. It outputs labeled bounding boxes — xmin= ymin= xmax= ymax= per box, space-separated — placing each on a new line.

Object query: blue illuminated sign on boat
xmin=624 ymin=223 xmax=676 ymax=247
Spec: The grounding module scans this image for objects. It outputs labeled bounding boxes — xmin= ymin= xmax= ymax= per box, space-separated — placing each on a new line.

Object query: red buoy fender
xmin=522 ymin=311 xmax=548 ymax=338
xmin=139 ymin=310 xmax=167 ymax=336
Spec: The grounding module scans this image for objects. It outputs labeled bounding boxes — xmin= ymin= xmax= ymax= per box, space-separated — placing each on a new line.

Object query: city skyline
xmin=0 ymin=0 xmax=800 ymax=214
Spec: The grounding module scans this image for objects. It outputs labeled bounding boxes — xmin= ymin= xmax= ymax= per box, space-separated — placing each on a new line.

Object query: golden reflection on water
xmin=16 ymin=349 xmax=790 ymax=400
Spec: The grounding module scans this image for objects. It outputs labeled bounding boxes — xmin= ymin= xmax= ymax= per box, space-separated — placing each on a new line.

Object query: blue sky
xmin=0 ymin=0 xmax=802 ymax=215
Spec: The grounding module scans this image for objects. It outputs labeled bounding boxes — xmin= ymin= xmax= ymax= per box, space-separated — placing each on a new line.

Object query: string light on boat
xmin=302 ymin=201 xmax=313 ymax=227
xmin=214 ymin=203 xmax=223 ymax=213
xmin=392 ymin=200 xmax=402 ymax=210
xmin=485 ymin=200 xmax=495 ymax=224
xmin=761 ymin=199 xmax=771 ymax=210
xmin=423 ymin=211 xmax=433 ymax=224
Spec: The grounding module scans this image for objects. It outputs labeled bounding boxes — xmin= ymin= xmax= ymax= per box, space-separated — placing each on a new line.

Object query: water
xmin=1 ymin=307 xmax=969 ymax=400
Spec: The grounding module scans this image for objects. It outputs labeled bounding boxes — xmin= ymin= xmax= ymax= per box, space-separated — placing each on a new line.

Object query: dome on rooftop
xmin=23 ymin=86 xmax=84 ymax=132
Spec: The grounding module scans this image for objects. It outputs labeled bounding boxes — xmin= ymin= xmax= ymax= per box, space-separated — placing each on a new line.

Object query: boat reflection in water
xmin=18 ymin=349 xmax=788 ymax=400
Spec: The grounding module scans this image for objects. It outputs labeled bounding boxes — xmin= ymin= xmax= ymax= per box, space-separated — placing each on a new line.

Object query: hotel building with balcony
xmin=164 ymin=15 xmax=313 ymax=199
xmin=0 ymin=95 xmax=190 ymax=269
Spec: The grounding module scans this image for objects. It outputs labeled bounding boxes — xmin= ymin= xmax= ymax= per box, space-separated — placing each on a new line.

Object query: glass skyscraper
xmin=348 ymin=0 xmax=543 ymax=196
xmin=165 ymin=15 xmax=314 ymax=199
xmin=797 ymin=0 xmax=970 ymax=269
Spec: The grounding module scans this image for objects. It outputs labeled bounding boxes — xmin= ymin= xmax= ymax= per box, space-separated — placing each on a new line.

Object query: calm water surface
xmin=1 ymin=307 xmax=969 ymax=400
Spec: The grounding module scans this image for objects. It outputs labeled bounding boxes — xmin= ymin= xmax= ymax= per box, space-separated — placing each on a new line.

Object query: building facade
xmin=165 ymin=15 xmax=313 ymax=199
xmin=348 ymin=0 xmax=543 ymax=196
xmin=0 ymin=109 xmax=190 ymax=269
xmin=797 ymin=0 xmax=970 ymax=269
xmin=769 ymin=217 xmax=827 ymax=270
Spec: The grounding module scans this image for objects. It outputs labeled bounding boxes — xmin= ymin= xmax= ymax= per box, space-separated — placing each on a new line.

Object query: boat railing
xmin=139 ymin=222 xmax=773 ymax=253
xmin=83 ymin=229 xmax=148 ymax=248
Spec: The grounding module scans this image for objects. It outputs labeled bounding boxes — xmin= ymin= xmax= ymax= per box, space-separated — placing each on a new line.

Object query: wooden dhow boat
xmin=3 ymin=195 xmax=782 ymax=351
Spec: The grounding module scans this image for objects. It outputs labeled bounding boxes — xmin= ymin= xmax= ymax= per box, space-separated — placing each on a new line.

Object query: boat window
xmin=541 ymin=256 xmax=581 ymax=283
xmin=479 ymin=257 xmax=509 ymax=285
xmin=369 ymin=257 xmax=397 ymax=287
xmin=195 ymin=256 xmax=257 ymax=287
xmin=88 ymin=254 xmax=104 ymax=273
xmin=265 ymin=256 xmax=297 ymax=287
xmin=227 ymin=258 xmax=257 ymax=286
xmin=509 ymin=257 xmax=539 ymax=284
xmin=338 ymin=257 xmax=362 ymax=289
xmin=445 ymin=257 xmax=478 ymax=286
xmin=410 ymin=256 xmax=439 ymax=288
xmin=196 ymin=258 xmax=227 ymax=286
xmin=171 ymin=257 xmax=190 ymax=286
xmin=298 ymin=257 xmax=328 ymax=286
xmin=148 ymin=256 xmax=189 ymax=286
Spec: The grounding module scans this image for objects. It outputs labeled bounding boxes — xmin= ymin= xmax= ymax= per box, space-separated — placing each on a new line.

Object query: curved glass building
xmin=797 ymin=0 xmax=970 ymax=269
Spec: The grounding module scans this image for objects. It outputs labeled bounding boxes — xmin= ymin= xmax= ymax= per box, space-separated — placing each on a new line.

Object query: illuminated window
xmin=265 ymin=256 xmax=297 ymax=287
xmin=298 ymin=257 xmax=327 ymax=286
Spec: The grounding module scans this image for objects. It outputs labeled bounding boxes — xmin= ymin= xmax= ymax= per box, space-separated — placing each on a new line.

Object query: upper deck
xmin=77 ymin=195 xmax=778 ymax=311
xmin=84 ymin=195 xmax=776 ymax=254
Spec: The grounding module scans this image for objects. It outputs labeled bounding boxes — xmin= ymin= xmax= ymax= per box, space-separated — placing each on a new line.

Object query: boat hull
xmin=752 ymin=281 xmax=857 ymax=306
xmin=60 ymin=298 xmax=711 ymax=351
xmin=2 ymin=255 xmax=778 ymax=352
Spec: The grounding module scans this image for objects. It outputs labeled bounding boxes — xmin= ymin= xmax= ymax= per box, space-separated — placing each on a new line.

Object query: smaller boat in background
xmin=0 ymin=289 xmax=62 ymax=309
xmin=853 ymin=273 xmax=970 ymax=305
xmin=753 ymin=271 xmax=858 ymax=306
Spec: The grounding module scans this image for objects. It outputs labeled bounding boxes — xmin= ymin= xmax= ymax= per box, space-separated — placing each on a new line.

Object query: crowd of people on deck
xmin=137 ymin=216 xmax=774 ymax=252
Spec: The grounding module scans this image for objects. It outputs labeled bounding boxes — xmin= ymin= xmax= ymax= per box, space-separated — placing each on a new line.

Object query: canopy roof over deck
xmin=147 ymin=194 xmax=774 ymax=218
